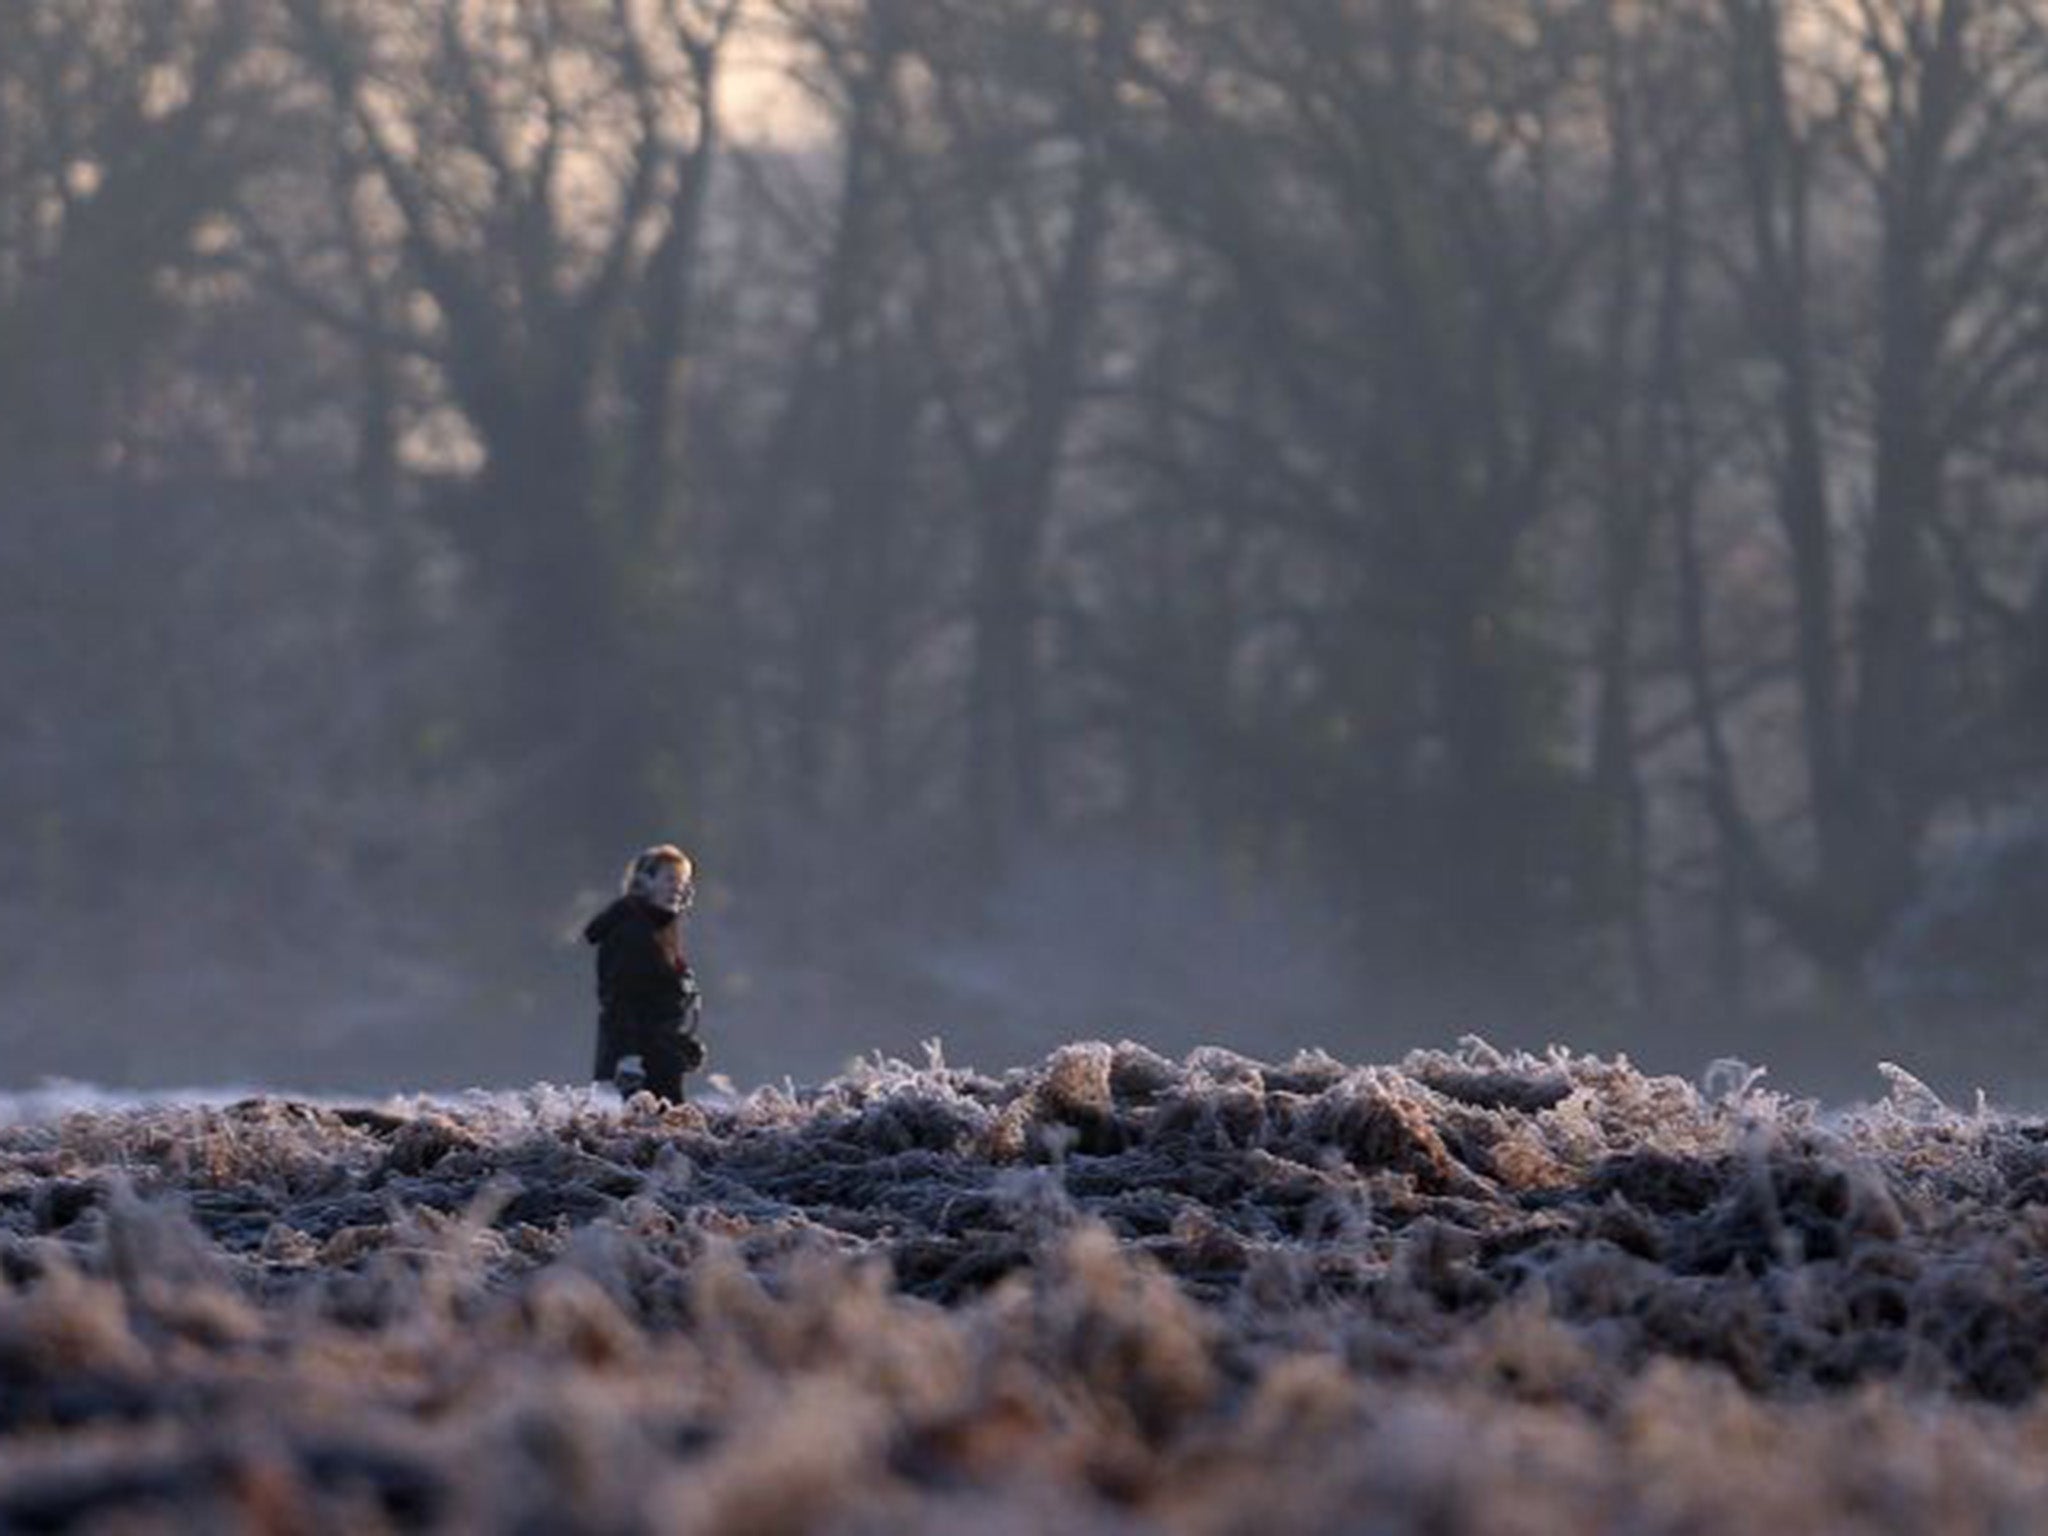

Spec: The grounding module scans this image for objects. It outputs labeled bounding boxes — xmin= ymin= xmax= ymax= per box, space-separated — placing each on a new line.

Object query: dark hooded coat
xmin=583 ymin=895 xmax=702 ymax=1096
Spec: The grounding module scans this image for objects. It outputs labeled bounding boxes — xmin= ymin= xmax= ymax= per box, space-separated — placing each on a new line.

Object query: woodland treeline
xmin=3 ymin=0 xmax=2046 ymax=1089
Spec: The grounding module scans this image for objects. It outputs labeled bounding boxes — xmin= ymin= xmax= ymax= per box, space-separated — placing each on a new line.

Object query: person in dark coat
xmin=584 ymin=844 xmax=705 ymax=1103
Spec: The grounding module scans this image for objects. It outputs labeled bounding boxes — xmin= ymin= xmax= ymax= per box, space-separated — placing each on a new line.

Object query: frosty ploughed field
xmin=3 ymin=1045 xmax=2048 ymax=1533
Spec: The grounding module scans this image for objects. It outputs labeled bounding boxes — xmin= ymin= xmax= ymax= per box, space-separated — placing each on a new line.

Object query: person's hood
xmin=583 ymin=894 xmax=673 ymax=944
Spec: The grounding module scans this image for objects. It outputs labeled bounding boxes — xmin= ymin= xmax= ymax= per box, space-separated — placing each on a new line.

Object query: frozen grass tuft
xmin=4 ymin=1040 xmax=2048 ymax=1530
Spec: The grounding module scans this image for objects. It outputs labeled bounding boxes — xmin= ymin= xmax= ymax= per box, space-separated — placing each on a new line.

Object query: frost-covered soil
xmin=5 ymin=1041 xmax=2048 ymax=1533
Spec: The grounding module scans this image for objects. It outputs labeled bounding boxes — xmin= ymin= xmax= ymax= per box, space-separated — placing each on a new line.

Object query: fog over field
xmin=7 ymin=0 xmax=2048 ymax=1109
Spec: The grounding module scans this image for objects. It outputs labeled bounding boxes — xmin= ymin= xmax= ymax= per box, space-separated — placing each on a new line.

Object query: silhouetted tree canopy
xmin=2 ymin=0 xmax=2045 ymax=1096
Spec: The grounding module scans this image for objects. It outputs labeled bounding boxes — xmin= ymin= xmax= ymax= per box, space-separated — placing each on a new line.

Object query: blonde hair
xmin=623 ymin=844 xmax=694 ymax=968
xmin=621 ymin=843 xmax=693 ymax=895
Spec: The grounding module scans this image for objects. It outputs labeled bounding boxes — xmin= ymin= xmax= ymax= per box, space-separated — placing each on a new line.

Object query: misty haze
xmin=4 ymin=0 xmax=2048 ymax=1528
xmin=4 ymin=0 xmax=2041 ymax=1109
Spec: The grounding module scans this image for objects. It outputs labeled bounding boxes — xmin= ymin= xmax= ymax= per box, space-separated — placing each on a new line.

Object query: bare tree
xmin=1695 ymin=0 xmax=2048 ymax=985
xmin=0 ymin=1 xmax=271 ymax=905
xmin=276 ymin=0 xmax=741 ymax=882
xmin=1081 ymin=0 xmax=1617 ymax=986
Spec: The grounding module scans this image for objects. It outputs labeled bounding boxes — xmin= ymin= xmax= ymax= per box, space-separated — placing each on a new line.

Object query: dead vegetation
xmin=3 ymin=1041 xmax=2048 ymax=1532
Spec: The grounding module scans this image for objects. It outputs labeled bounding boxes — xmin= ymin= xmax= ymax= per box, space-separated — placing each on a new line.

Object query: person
xmin=583 ymin=844 xmax=706 ymax=1104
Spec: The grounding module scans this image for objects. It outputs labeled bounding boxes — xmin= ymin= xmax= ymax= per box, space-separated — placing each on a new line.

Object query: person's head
xmin=623 ymin=844 xmax=695 ymax=915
